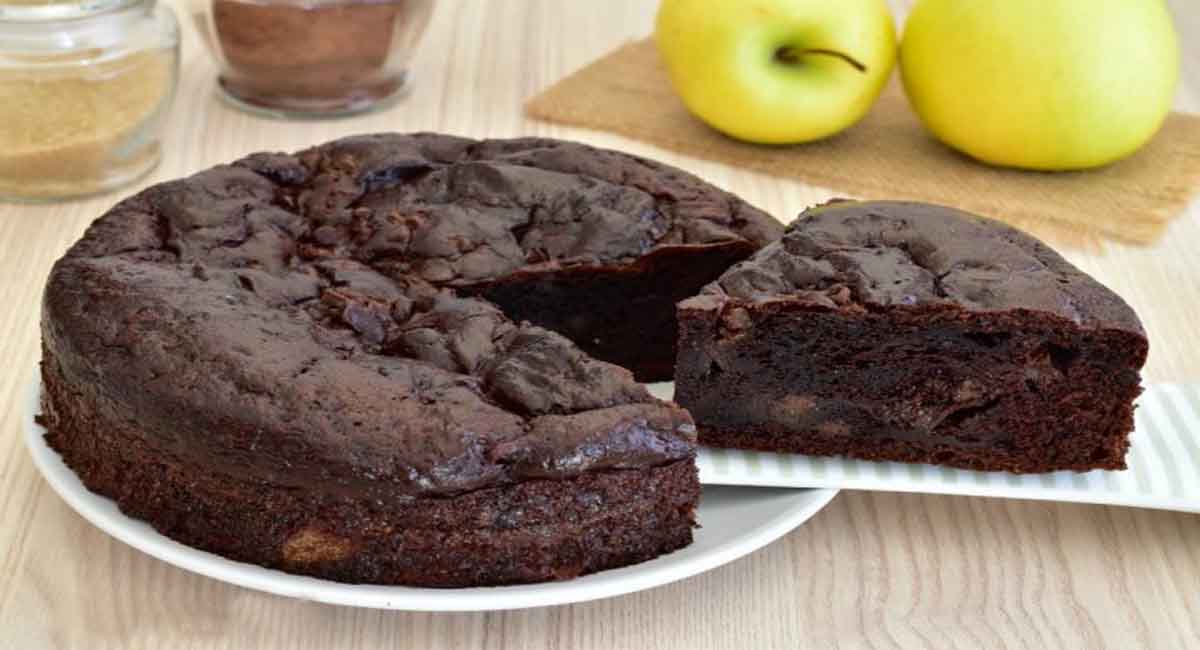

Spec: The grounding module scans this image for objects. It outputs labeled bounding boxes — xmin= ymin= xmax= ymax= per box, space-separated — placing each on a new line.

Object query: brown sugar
xmin=0 ymin=49 xmax=174 ymax=200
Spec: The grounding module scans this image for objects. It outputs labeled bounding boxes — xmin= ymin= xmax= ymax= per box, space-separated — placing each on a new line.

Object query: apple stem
xmin=774 ymin=46 xmax=868 ymax=73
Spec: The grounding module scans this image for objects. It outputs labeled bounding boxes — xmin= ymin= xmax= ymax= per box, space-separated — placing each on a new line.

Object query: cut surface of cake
xmin=675 ymin=200 xmax=1148 ymax=473
xmin=39 ymin=133 xmax=781 ymax=586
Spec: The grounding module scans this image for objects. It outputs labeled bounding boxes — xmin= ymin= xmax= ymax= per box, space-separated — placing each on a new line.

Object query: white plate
xmin=24 ymin=376 xmax=837 ymax=611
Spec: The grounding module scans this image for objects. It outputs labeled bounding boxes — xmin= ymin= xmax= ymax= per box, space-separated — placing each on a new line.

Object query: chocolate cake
xmin=39 ymin=133 xmax=780 ymax=587
xmin=675 ymin=200 xmax=1148 ymax=473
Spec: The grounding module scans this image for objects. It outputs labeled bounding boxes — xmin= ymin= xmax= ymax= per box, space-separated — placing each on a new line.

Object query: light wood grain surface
xmin=2 ymin=1 xmax=1199 ymax=648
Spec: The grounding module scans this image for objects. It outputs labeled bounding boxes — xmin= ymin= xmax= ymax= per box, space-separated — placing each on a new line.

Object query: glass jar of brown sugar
xmin=0 ymin=0 xmax=180 ymax=202
xmin=192 ymin=0 xmax=434 ymax=118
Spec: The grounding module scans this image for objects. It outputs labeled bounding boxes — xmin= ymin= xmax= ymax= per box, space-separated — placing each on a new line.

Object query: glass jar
xmin=191 ymin=0 xmax=434 ymax=119
xmin=0 ymin=0 xmax=180 ymax=202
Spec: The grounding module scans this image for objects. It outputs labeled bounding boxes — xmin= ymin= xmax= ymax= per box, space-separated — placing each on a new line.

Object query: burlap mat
xmin=526 ymin=39 xmax=1200 ymax=248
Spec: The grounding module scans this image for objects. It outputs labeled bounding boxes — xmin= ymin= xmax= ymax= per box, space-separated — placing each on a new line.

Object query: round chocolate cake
xmin=39 ymin=133 xmax=781 ymax=586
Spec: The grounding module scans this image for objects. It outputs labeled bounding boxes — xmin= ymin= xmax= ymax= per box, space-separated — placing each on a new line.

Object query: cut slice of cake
xmin=675 ymin=200 xmax=1148 ymax=473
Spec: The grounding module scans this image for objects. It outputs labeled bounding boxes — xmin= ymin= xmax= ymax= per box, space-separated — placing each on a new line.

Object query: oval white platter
xmin=24 ymin=376 xmax=837 ymax=611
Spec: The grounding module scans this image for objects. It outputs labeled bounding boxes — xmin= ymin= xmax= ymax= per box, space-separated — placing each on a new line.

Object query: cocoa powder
xmin=210 ymin=0 xmax=431 ymax=110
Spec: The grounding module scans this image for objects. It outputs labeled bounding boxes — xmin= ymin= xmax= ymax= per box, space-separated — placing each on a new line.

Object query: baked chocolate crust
xmin=41 ymin=351 xmax=698 ymax=587
xmin=37 ymin=133 xmax=776 ymax=585
xmin=676 ymin=200 xmax=1148 ymax=473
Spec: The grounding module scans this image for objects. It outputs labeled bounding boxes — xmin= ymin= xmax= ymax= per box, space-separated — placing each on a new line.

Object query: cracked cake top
xmin=688 ymin=200 xmax=1145 ymax=335
xmin=41 ymin=134 xmax=782 ymax=498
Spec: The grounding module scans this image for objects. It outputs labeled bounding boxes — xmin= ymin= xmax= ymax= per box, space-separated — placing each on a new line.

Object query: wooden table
xmin=3 ymin=2 xmax=1198 ymax=648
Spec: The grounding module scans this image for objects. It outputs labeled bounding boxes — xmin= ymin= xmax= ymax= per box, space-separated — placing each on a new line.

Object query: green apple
xmin=655 ymin=0 xmax=897 ymax=144
xmin=900 ymin=0 xmax=1179 ymax=171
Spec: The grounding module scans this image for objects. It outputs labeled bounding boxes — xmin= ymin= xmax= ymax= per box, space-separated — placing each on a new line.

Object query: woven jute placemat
xmin=526 ymin=39 xmax=1200 ymax=248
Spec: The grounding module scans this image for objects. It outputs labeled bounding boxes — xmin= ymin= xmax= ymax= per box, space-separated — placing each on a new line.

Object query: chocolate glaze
xmin=41 ymin=134 xmax=778 ymax=498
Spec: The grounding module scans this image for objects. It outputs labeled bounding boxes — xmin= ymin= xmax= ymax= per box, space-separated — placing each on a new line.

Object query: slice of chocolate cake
xmin=675 ymin=200 xmax=1148 ymax=473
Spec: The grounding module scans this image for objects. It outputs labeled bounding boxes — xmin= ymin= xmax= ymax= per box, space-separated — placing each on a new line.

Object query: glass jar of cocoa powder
xmin=192 ymin=0 xmax=434 ymax=118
